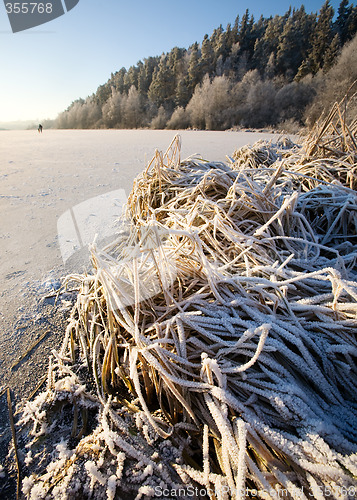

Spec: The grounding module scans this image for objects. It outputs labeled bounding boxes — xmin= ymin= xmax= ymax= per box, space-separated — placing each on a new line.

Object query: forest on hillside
xmin=53 ymin=0 xmax=357 ymax=131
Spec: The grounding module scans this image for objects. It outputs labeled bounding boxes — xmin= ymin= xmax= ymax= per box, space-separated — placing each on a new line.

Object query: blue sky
xmin=0 ymin=0 xmax=343 ymax=122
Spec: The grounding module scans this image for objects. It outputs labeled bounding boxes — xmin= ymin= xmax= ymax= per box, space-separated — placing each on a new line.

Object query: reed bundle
xmin=232 ymin=95 xmax=357 ymax=191
xmin=20 ymin=112 xmax=357 ymax=499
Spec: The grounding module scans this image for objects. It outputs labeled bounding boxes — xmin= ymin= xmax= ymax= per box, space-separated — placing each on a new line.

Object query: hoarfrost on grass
xmin=18 ymin=111 xmax=357 ymax=499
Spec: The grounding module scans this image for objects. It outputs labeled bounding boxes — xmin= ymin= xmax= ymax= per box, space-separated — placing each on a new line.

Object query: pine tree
xmin=200 ymin=35 xmax=215 ymax=76
xmin=123 ymin=65 xmax=139 ymax=93
xmin=238 ymin=10 xmax=251 ymax=52
xmin=335 ymin=0 xmax=352 ymax=44
xmin=175 ymin=77 xmax=191 ymax=107
xmin=148 ymin=54 xmax=175 ymax=108
xmin=216 ymin=28 xmax=230 ymax=63
xmin=300 ymin=1 xmax=334 ymax=75
xmin=210 ymin=25 xmax=224 ymax=55
xmin=252 ymin=14 xmax=285 ymax=71
xmin=276 ymin=6 xmax=315 ymax=79
xmin=347 ymin=5 xmax=357 ymax=39
xmin=137 ymin=61 xmax=147 ymax=96
xmin=231 ymin=15 xmax=240 ymax=45
xmin=251 ymin=15 xmax=268 ymax=48
xmin=187 ymin=43 xmax=201 ymax=92
xmin=265 ymin=52 xmax=276 ymax=79
xmin=111 ymin=68 xmax=127 ymax=94
xmin=228 ymin=19 xmax=238 ymax=47
xmin=96 ymin=84 xmax=111 ymax=105
xmin=140 ymin=57 xmax=159 ymax=96
xmin=323 ymin=33 xmax=341 ymax=70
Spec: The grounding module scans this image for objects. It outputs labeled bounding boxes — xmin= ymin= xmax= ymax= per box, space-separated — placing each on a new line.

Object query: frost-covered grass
xmin=18 ymin=105 xmax=357 ymax=499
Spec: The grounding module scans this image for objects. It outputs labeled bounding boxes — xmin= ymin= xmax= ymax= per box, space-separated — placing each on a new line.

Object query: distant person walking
xmin=38 ymin=124 xmax=43 ymax=133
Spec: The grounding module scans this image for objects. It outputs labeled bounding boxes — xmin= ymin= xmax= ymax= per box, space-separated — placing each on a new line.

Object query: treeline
xmin=54 ymin=0 xmax=357 ymax=131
